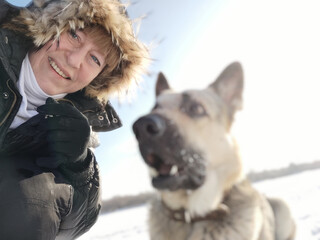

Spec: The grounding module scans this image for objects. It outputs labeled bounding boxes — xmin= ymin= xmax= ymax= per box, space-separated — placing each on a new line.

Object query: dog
xmin=132 ymin=62 xmax=296 ymax=240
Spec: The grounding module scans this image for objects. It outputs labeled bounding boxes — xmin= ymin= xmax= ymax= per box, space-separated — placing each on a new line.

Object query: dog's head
xmin=133 ymin=62 xmax=244 ymax=194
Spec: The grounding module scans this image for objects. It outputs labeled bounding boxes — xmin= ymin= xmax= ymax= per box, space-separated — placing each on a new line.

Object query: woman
xmin=0 ymin=0 xmax=148 ymax=239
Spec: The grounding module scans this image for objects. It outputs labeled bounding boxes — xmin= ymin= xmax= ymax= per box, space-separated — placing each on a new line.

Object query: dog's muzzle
xmin=133 ymin=114 xmax=206 ymax=191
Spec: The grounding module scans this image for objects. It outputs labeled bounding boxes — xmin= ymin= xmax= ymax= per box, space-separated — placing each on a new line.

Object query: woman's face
xmin=29 ymin=30 xmax=107 ymax=95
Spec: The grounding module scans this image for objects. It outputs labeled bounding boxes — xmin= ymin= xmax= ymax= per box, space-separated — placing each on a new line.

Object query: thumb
xmin=46 ymin=97 xmax=59 ymax=105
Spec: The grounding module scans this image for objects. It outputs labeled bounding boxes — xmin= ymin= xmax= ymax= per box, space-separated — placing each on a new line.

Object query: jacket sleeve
xmin=57 ymin=149 xmax=102 ymax=239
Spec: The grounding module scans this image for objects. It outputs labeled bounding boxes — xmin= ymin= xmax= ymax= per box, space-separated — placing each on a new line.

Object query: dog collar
xmin=161 ymin=201 xmax=230 ymax=224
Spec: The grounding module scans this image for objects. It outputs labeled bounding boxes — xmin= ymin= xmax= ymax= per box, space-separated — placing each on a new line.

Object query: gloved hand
xmin=35 ymin=98 xmax=91 ymax=169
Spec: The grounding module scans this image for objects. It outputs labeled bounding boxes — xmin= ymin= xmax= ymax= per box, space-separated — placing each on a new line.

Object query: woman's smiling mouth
xmin=48 ymin=57 xmax=71 ymax=79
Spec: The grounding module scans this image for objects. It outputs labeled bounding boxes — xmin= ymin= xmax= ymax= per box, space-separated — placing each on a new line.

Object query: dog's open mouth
xmin=146 ymin=154 xmax=181 ymax=176
xmin=144 ymin=153 xmax=193 ymax=190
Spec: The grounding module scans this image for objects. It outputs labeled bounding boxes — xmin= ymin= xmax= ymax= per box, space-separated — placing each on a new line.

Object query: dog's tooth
xmin=170 ymin=165 xmax=178 ymax=175
xmin=149 ymin=167 xmax=159 ymax=177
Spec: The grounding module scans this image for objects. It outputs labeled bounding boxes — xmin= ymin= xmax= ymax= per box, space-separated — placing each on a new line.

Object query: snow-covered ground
xmin=78 ymin=169 xmax=320 ymax=240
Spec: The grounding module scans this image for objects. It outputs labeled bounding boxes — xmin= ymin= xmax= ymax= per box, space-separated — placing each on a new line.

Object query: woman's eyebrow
xmin=76 ymin=30 xmax=86 ymax=39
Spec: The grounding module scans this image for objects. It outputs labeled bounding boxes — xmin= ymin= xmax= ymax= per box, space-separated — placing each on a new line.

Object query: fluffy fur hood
xmin=5 ymin=0 xmax=149 ymax=99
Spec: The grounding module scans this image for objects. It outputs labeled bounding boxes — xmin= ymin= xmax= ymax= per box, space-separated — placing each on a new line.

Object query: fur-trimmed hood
xmin=5 ymin=0 xmax=149 ymax=99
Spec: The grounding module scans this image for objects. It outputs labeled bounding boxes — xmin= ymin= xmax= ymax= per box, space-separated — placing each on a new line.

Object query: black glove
xmin=35 ymin=98 xmax=91 ymax=169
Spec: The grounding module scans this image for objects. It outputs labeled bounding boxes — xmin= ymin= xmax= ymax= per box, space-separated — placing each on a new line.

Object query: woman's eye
xmin=69 ymin=30 xmax=80 ymax=41
xmin=91 ymin=55 xmax=101 ymax=66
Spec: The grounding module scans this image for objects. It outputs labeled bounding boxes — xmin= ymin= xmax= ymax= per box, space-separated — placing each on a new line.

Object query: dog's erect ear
xmin=210 ymin=62 xmax=244 ymax=120
xmin=156 ymin=72 xmax=170 ymax=96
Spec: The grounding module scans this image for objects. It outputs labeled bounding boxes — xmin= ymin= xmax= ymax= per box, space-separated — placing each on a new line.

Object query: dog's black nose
xmin=132 ymin=114 xmax=166 ymax=140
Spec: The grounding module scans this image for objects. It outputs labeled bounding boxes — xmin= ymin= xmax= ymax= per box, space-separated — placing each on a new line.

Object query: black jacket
xmin=0 ymin=2 xmax=122 ymax=239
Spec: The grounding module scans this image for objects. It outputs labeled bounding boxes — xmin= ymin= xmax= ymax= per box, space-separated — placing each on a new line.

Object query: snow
xmin=78 ymin=206 xmax=149 ymax=240
xmin=78 ymin=169 xmax=320 ymax=240
xmin=255 ymin=169 xmax=320 ymax=239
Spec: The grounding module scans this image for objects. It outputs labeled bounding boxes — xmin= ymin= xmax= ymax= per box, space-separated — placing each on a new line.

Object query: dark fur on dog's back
xmin=133 ymin=62 xmax=295 ymax=240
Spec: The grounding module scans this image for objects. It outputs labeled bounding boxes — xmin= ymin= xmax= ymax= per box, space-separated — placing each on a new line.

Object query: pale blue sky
xmin=97 ymin=0 xmax=225 ymax=170
xmin=6 ymin=0 xmax=30 ymax=7
xmin=6 ymin=0 xmax=320 ymax=199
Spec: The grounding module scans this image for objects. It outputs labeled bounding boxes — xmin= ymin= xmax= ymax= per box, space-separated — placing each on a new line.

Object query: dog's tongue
xmin=158 ymin=163 xmax=172 ymax=175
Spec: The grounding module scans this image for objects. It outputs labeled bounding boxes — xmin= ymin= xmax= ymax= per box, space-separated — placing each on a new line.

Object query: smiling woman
xmin=28 ymin=27 xmax=120 ymax=95
xmin=0 ymin=0 xmax=149 ymax=239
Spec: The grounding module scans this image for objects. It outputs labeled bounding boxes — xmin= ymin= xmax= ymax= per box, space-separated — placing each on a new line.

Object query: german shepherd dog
xmin=132 ymin=62 xmax=296 ymax=240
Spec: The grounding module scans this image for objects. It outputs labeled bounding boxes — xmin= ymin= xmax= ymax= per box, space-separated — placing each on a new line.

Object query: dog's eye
xmin=182 ymin=102 xmax=207 ymax=118
xmin=190 ymin=103 xmax=206 ymax=116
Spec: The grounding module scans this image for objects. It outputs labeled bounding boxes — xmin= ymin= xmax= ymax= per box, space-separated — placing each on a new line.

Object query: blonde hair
xmin=82 ymin=25 xmax=122 ymax=98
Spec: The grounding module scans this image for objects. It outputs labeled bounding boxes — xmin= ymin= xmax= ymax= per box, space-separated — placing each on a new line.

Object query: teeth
xmin=49 ymin=57 xmax=69 ymax=79
xmin=170 ymin=165 xmax=178 ymax=175
xmin=149 ymin=167 xmax=159 ymax=177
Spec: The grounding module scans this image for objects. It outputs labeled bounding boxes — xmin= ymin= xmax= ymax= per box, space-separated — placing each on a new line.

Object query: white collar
xmin=10 ymin=54 xmax=66 ymax=129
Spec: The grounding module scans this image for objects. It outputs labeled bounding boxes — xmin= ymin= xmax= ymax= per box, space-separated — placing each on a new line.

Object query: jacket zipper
xmin=0 ymin=79 xmax=17 ymax=126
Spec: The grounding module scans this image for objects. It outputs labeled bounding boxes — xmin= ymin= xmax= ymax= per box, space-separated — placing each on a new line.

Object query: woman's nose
xmin=67 ymin=49 xmax=85 ymax=69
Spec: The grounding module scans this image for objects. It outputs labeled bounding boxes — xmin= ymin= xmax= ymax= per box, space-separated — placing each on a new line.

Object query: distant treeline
xmin=247 ymin=160 xmax=320 ymax=182
xmin=100 ymin=160 xmax=320 ymax=214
